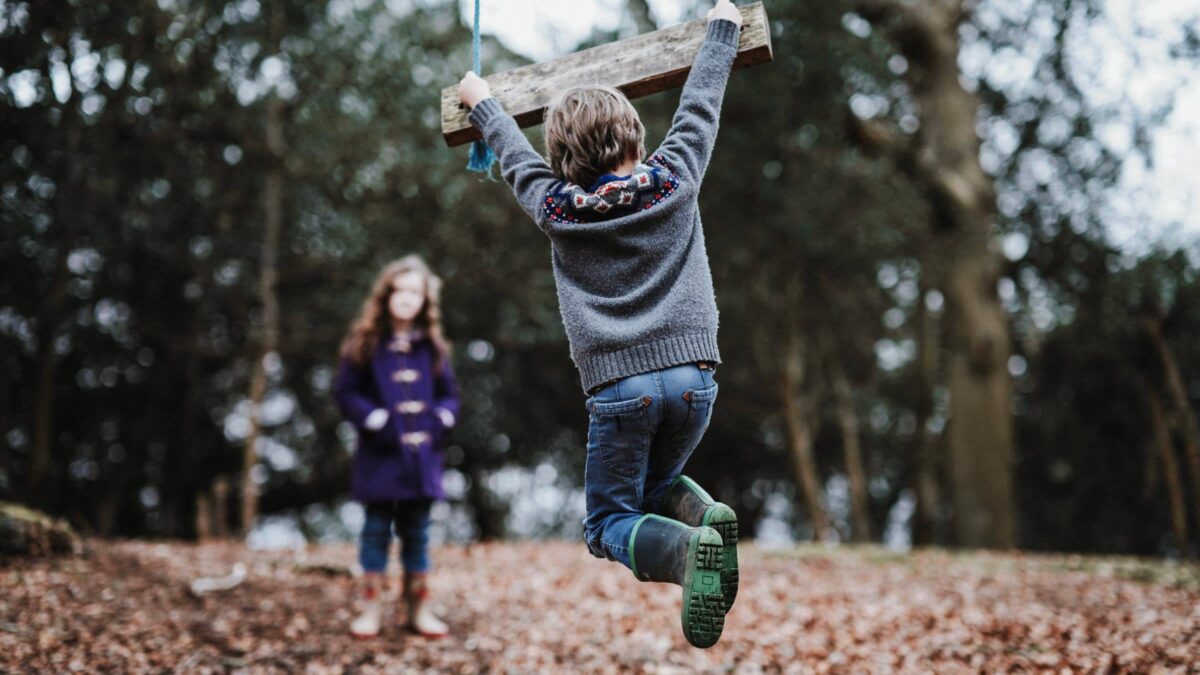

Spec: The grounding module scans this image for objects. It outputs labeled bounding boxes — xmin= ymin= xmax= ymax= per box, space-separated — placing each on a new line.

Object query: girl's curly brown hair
xmin=338 ymin=255 xmax=450 ymax=371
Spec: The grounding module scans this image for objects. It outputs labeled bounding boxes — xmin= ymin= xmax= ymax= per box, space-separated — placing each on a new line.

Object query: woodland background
xmin=3 ymin=0 xmax=1200 ymax=557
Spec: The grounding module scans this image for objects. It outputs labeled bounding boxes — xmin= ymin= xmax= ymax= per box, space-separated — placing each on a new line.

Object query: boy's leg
xmin=643 ymin=364 xmax=718 ymax=513
xmin=583 ymin=371 xmax=659 ymax=569
xmin=395 ymin=499 xmax=447 ymax=637
xmin=642 ymin=364 xmax=738 ymax=610
xmin=352 ymin=502 xmax=395 ymax=637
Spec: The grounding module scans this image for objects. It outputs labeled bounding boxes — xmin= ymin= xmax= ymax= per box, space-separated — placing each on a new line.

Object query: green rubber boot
xmin=661 ymin=476 xmax=739 ymax=611
xmin=630 ymin=515 xmax=726 ymax=649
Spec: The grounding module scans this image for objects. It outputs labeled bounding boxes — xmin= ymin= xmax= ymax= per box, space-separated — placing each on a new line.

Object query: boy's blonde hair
xmin=544 ymin=85 xmax=645 ymax=188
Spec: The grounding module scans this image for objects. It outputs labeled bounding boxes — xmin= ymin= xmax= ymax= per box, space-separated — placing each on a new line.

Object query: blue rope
xmin=472 ymin=0 xmax=482 ymax=74
xmin=466 ymin=0 xmax=496 ymax=176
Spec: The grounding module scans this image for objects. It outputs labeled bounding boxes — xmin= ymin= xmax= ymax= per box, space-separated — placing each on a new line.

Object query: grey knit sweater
xmin=469 ymin=19 xmax=740 ymax=393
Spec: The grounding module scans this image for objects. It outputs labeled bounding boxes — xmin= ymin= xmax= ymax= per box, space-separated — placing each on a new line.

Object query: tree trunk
xmin=96 ymin=468 xmax=134 ymax=538
xmin=944 ymin=253 xmax=1015 ymax=548
xmin=1144 ymin=319 xmax=1200 ymax=537
xmin=1145 ymin=386 xmax=1190 ymax=552
xmin=778 ymin=325 xmax=833 ymax=542
xmin=909 ymin=279 xmax=942 ymax=545
xmin=0 ymin=359 xmax=11 ymax=493
xmin=242 ymin=4 xmax=287 ymax=537
xmin=195 ymin=491 xmax=213 ymax=541
xmin=29 ymin=344 xmax=58 ymax=503
xmin=213 ymin=477 xmax=231 ymax=538
xmin=28 ymin=107 xmax=81 ymax=505
xmin=858 ymin=0 xmax=1016 ymax=548
xmin=828 ymin=352 xmax=872 ymax=542
xmin=468 ymin=466 xmax=508 ymax=541
xmin=242 ymin=118 xmax=283 ymax=536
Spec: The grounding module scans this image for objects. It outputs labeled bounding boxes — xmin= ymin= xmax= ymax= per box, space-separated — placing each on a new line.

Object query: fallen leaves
xmin=1 ymin=541 xmax=1197 ymax=673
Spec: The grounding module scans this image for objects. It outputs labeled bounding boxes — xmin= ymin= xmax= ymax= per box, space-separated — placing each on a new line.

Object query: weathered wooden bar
xmin=441 ymin=2 xmax=773 ymax=147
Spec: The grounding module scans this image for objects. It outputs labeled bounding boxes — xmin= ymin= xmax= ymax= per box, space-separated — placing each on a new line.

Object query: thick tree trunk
xmin=1145 ymin=386 xmax=1190 ymax=552
xmin=828 ymin=353 xmax=872 ymax=542
xmin=858 ymin=0 xmax=1016 ymax=548
xmin=778 ymin=326 xmax=833 ymax=542
xmin=944 ymin=253 xmax=1016 ymax=547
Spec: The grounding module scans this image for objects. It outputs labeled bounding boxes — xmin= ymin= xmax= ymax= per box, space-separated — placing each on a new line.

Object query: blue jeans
xmin=359 ymin=500 xmax=433 ymax=574
xmin=583 ymin=363 xmax=718 ymax=569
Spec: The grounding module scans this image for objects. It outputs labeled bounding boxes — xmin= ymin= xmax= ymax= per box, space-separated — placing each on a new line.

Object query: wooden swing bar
xmin=440 ymin=2 xmax=773 ymax=147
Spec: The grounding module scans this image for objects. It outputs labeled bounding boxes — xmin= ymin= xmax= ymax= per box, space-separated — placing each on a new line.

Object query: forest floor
xmin=2 ymin=540 xmax=1199 ymax=674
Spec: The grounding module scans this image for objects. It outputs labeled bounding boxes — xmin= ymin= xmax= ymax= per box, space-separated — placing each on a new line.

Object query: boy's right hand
xmin=458 ymin=71 xmax=491 ymax=109
xmin=707 ymin=0 xmax=743 ymax=28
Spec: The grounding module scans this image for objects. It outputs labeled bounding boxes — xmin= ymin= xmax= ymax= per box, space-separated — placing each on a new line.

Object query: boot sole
xmin=681 ymin=526 xmax=726 ymax=648
xmin=702 ymin=504 xmax=739 ymax=611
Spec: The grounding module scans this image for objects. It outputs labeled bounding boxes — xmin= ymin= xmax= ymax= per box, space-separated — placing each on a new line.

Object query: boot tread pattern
xmin=685 ymin=592 xmax=726 ymax=646
xmin=711 ymin=520 xmax=738 ymax=546
xmin=695 ymin=542 xmax=723 ymax=570
xmin=683 ymin=538 xmax=726 ymax=648
xmin=711 ymin=518 xmax=739 ymax=610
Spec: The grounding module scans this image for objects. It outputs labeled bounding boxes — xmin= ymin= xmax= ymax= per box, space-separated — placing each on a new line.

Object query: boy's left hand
xmin=458 ymin=71 xmax=491 ymax=109
xmin=707 ymin=0 xmax=743 ymax=28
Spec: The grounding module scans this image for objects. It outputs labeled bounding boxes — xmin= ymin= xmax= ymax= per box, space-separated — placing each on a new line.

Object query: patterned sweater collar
xmin=543 ymin=155 xmax=681 ymax=225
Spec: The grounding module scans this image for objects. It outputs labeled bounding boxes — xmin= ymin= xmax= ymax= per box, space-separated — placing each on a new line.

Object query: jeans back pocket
xmin=670 ymin=382 xmax=718 ymax=460
xmin=590 ymin=395 xmax=652 ymax=479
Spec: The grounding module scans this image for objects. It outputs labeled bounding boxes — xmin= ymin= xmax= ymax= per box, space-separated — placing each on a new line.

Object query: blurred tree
xmin=694 ymin=0 xmax=927 ymax=543
xmin=2 ymin=0 xmax=1196 ymax=557
xmin=854 ymin=0 xmax=1016 ymax=548
xmin=240 ymin=0 xmax=287 ymax=537
xmin=964 ymin=0 xmax=1199 ymax=555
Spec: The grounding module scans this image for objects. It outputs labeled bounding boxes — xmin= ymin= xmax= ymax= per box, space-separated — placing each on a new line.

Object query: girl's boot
xmin=349 ymin=573 xmax=384 ymax=638
xmin=630 ymin=514 xmax=726 ymax=648
xmin=404 ymin=572 xmax=449 ymax=637
xmin=660 ymin=475 xmax=739 ymax=610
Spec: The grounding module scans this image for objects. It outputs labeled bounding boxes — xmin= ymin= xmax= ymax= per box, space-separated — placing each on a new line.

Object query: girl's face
xmin=387 ymin=271 xmax=426 ymax=324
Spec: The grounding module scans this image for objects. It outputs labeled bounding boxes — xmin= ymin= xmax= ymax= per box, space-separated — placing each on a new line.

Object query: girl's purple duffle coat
xmin=333 ymin=333 xmax=460 ymax=503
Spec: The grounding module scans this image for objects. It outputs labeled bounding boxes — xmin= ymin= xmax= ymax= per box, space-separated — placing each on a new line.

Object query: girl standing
xmin=334 ymin=255 xmax=460 ymax=638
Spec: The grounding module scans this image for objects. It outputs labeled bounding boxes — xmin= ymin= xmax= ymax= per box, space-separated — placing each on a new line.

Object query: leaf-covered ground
xmin=3 ymin=540 xmax=1198 ymax=673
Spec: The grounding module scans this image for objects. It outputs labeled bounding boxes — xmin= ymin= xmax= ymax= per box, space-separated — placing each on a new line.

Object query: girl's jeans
xmin=359 ymin=499 xmax=433 ymax=574
xmin=583 ymin=362 xmax=718 ymax=570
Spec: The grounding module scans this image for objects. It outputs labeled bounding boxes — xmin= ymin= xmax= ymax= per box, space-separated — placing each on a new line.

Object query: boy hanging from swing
xmin=458 ymin=0 xmax=743 ymax=649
